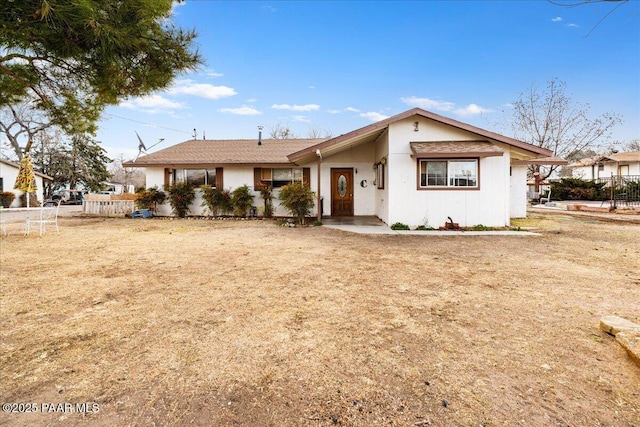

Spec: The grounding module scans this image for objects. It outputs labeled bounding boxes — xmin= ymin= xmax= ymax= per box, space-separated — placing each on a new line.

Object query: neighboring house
xmin=124 ymin=108 xmax=560 ymax=227
xmin=102 ymin=181 xmax=134 ymax=194
xmin=568 ymin=151 xmax=640 ymax=180
xmin=0 ymin=158 xmax=53 ymax=207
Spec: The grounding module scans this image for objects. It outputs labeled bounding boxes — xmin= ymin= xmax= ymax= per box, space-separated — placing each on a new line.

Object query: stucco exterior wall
xmin=315 ymin=142 xmax=376 ymax=217
xmin=144 ymin=165 xmax=323 ymax=217
xmin=384 ymin=117 xmax=511 ymax=228
xmin=373 ymin=132 xmax=390 ymax=224
xmin=572 ymin=162 xmax=640 ymax=179
xmin=509 ymin=164 xmax=528 ymax=218
xmin=0 ymin=162 xmax=47 ymax=207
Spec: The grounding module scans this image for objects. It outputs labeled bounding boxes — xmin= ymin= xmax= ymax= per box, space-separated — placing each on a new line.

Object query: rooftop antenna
xmin=134 ymin=131 xmax=147 ymax=161
xmin=134 ymin=132 xmax=165 ymax=161
xmin=203 ymin=130 xmax=206 ymax=140
xmin=192 ymin=128 xmax=197 ymax=139
xmin=258 ymin=125 xmax=263 ymax=146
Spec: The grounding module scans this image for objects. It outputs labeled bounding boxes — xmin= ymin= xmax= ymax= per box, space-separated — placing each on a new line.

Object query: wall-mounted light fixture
xmin=414 ymin=121 xmax=419 ymax=132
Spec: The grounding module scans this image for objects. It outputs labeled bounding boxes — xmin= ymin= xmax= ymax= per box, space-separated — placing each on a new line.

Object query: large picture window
xmin=261 ymin=168 xmax=303 ymax=188
xmin=419 ymin=159 xmax=478 ymax=188
xmin=174 ymin=169 xmax=216 ymax=187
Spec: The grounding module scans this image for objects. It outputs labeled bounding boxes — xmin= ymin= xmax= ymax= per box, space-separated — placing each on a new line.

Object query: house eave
xmin=288 ymin=108 xmax=553 ymax=163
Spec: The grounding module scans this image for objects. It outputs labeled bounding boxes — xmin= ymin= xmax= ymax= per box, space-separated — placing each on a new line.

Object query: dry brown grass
xmin=1 ymin=213 xmax=639 ymax=426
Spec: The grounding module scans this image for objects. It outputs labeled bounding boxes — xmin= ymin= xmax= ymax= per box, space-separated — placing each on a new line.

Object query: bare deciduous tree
xmin=0 ymin=101 xmax=54 ymax=160
xmin=623 ymin=139 xmax=640 ymax=152
xmin=267 ymin=122 xmax=333 ymax=139
xmin=307 ymin=124 xmax=333 ymax=139
xmin=511 ymin=79 xmax=621 ymax=186
xmin=109 ymin=154 xmax=146 ymax=192
xmin=269 ymin=122 xmax=296 ymax=139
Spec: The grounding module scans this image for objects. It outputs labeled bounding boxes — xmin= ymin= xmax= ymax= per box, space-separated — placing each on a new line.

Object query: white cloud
xmin=401 ymin=96 xmax=455 ymax=112
xmin=292 ymin=115 xmax=311 ymax=123
xmin=271 ymin=103 xmax=320 ymax=112
xmin=454 ymin=103 xmax=494 ymax=117
xmin=218 ymin=106 xmax=262 ymax=115
xmin=551 ymin=17 xmax=563 ymax=22
xmin=328 ymin=106 xmax=360 ymax=114
xmin=204 ymin=69 xmax=224 ymax=78
xmin=308 ymin=85 xmax=316 ymax=89
xmin=169 ymin=79 xmax=237 ymax=100
xmin=567 ymin=23 xmax=579 ymax=28
xmin=246 ymin=98 xmax=257 ymax=103
xmin=120 ymin=95 xmax=185 ymax=111
xmin=360 ymin=112 xmax=389 ymax=122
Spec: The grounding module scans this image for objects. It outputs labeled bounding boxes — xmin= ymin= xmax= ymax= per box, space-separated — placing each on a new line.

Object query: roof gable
xmin=567 ymin=151 xmax=640 ymax=168
xmin=288 ymin=108 xmax=553 ymax=163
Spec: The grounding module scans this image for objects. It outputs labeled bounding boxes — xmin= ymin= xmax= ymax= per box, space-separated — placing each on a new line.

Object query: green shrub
xmin=550 ymin=178 xmax=607 ymax=201
xmin=135 ymin=186 xmax=166 ymax=211
xmin=231 ymin=185 xmax=254 ymax=217
xmin=390 ymin=222 xmax=410 ymax=230
xmin=0 ymin=191 xmax=15 ymax=208
xmin=257 ymin=183 xmax=274 ymax=218
xmin=415 ymin=224 xmax=435 ymax=231
xmin=167 ymin=182 xmax=195 ymax=218
xmin=279 ymin=181 xmax=315 ymax=225
xmin=201 ymin=185 xmax=233 ymax=216
xmin=469 ymin=224 xmax=493 ymax=231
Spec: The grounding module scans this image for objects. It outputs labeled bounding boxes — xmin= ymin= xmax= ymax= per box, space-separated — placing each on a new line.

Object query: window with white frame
xmin=261 ymin=168 xmax=303 ymax=188
xmin=173 ymin=169 xmax=216 ymax=187
xmin=419 ymin=159 xmax=478 ymax=188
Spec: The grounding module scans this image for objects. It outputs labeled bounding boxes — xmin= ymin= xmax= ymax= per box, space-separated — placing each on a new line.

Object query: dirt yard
xmin=1 ymin=213 xmax=638 ymax=426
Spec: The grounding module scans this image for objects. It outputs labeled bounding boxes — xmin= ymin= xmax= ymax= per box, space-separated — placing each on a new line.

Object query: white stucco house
xmin=124 ymin=108 xmax=560 ymax=227
xmin=567 ymin=151 xmax=640 ymax=180
xmin=0 ymin=158 xmax=53 ymax=207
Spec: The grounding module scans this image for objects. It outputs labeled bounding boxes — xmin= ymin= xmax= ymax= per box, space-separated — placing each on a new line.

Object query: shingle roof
xmin=124 ymin=138 xmax=327 ymax=167
xmin=410 ymin=141 xmax=505 ymax=158
xmin=567 ymin=151 xmax=640 ymax=168
xmin=608 ymin=151 xmax=640 ymax=162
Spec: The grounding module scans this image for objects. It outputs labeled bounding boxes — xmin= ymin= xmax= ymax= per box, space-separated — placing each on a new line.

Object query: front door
xmin=331 ymin=168 xmax=354 ymax=216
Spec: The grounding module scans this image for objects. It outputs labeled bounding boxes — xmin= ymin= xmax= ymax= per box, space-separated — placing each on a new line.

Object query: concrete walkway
xmin=321 ymin=216 xmax=540 ymax=236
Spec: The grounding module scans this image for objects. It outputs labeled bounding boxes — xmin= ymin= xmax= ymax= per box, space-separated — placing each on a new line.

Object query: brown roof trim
xmin=123 ymin=162 xmax=298 ymax=168
xmin=511 ymin=156 xmax=568 ymax=166
xmin=288 ymin=108 xmax=553 ymax=162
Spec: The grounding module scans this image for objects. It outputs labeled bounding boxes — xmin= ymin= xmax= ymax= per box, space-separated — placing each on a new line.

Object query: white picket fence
xmin=83 ymin=194 xmax=136 ymax=216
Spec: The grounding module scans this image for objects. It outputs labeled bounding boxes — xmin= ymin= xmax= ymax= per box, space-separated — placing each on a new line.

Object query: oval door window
xmin=337 ymin=174 xmax=347 ymax=197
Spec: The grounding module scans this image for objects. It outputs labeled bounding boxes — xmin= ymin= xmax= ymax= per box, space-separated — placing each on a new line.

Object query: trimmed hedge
xmin=550 ymin=178 xmax=608 ymax=201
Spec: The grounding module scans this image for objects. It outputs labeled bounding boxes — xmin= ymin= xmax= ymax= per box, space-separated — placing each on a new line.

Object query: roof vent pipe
xmin=258 ymin=125 xmax=263 ymax=146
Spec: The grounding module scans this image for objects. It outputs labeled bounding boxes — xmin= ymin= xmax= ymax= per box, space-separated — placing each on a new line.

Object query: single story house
xmin=124 ymin=108 xmax=561 ymax=227
xmin=567 ymin=151 xmax=640 ymax=180
xmin=0 ymin=158 xmax=53 ymax=207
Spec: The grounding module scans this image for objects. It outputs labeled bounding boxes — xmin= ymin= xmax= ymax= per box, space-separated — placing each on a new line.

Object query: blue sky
xmin=96 ymin=0 xmax=640 ymax=160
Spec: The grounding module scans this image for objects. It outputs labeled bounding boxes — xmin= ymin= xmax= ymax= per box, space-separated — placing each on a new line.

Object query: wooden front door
xmin=331 ymin=168 xmax=354 ymax=216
